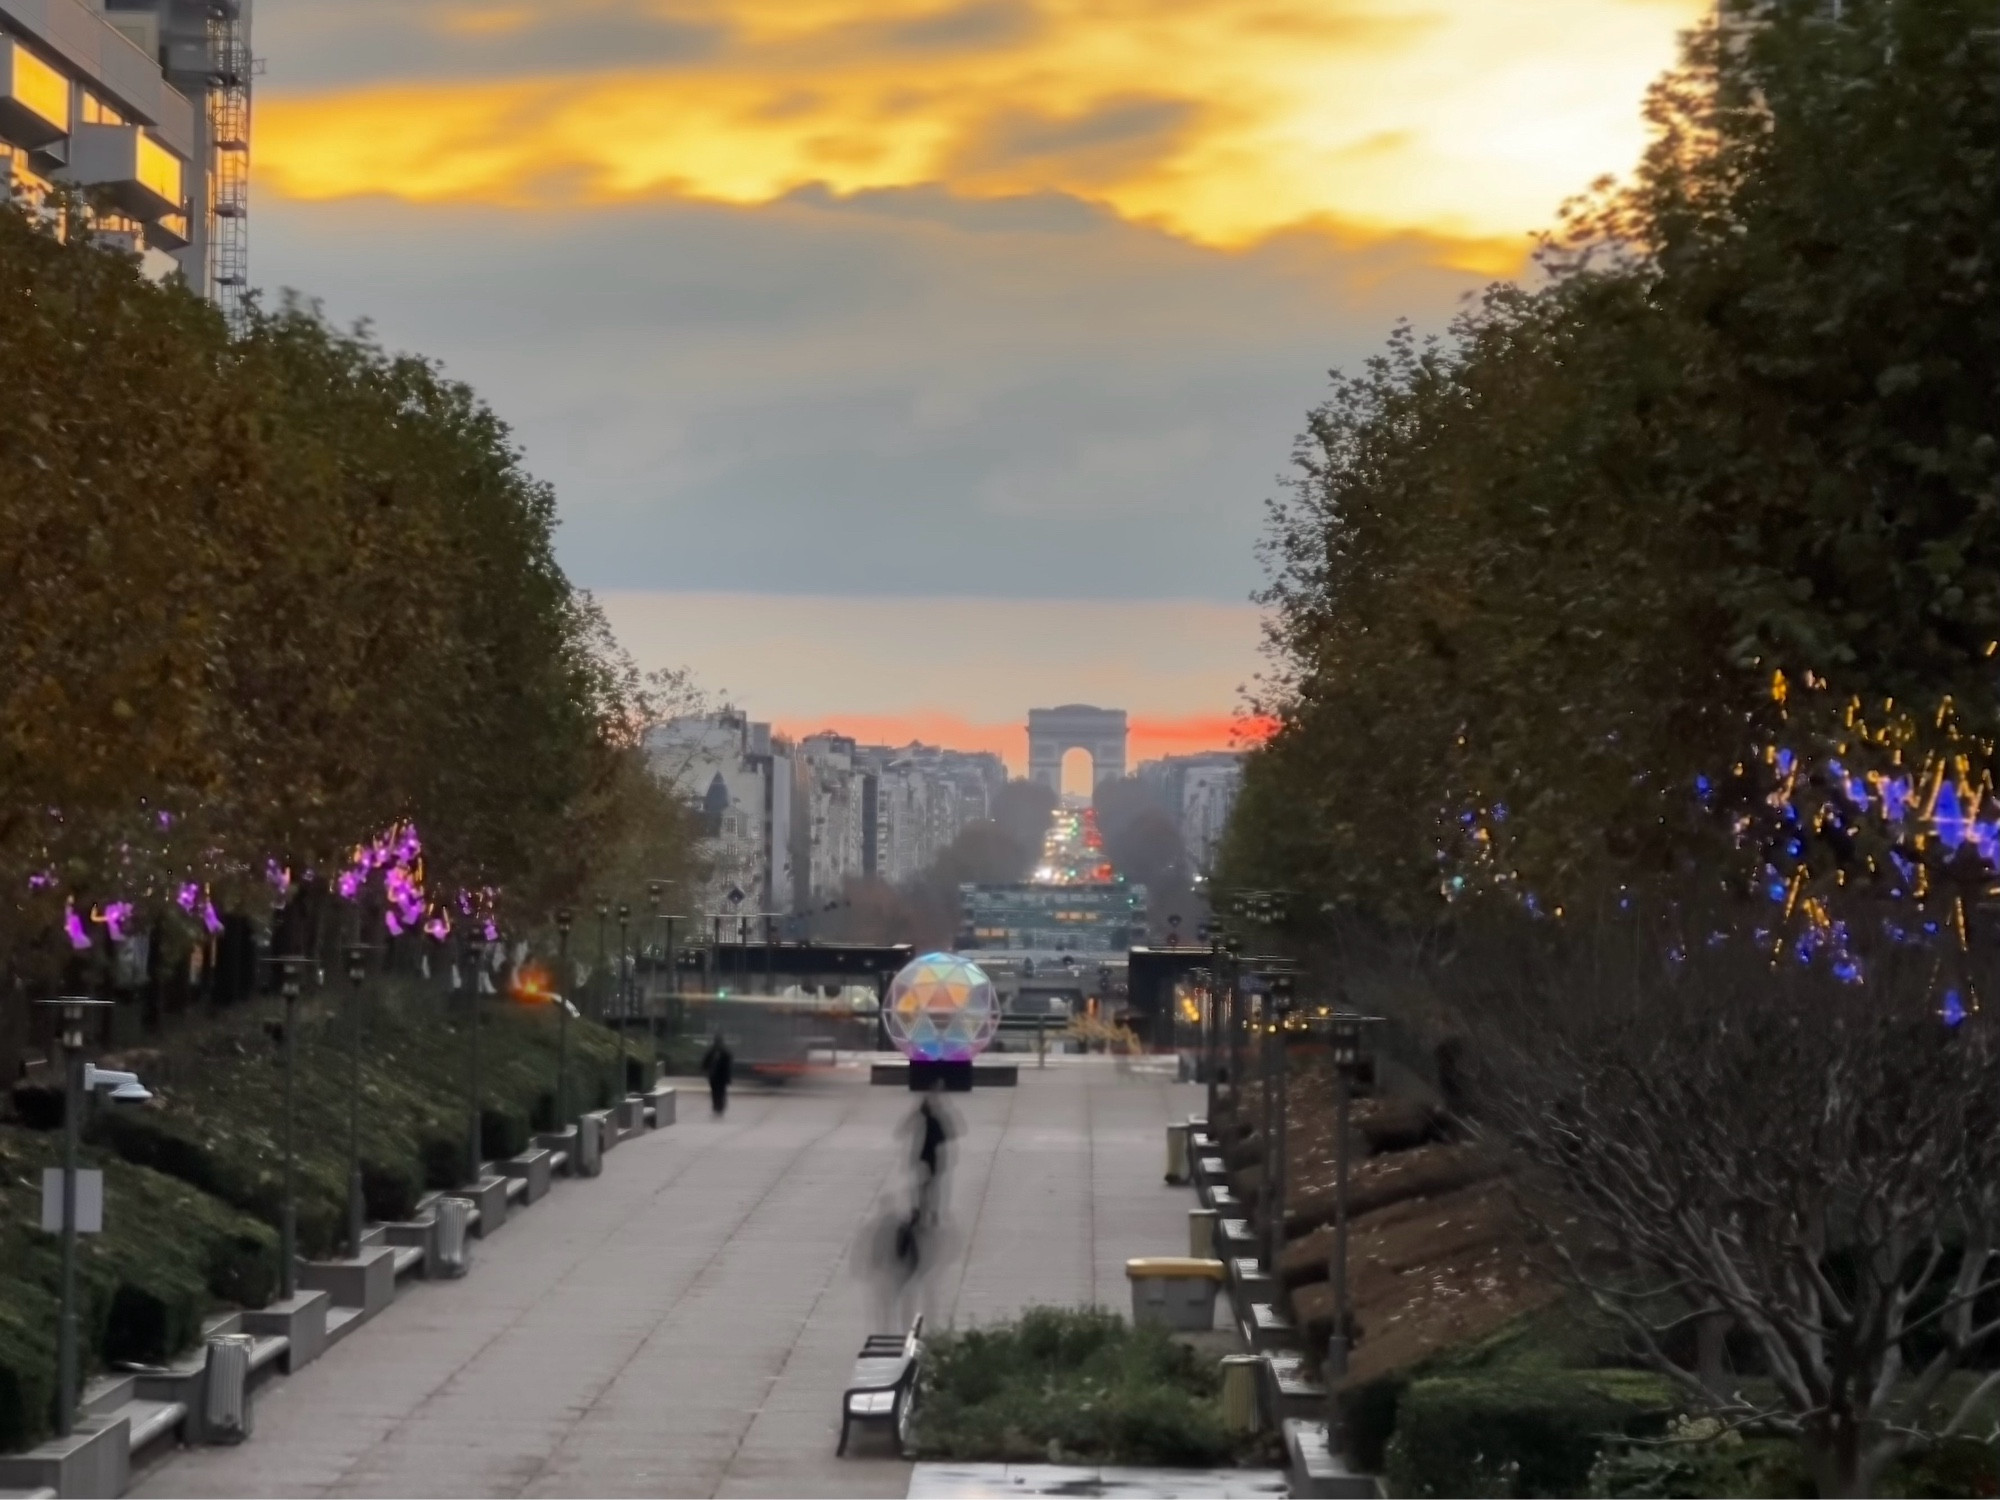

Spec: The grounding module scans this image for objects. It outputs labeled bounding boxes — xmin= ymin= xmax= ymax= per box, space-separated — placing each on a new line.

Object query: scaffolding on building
xmin=204 ymin=1 xmax=250 ymax=331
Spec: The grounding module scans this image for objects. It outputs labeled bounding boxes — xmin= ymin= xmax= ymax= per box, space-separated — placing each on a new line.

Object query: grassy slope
xmin=0 ymin=983 xmax=633 ymax=1452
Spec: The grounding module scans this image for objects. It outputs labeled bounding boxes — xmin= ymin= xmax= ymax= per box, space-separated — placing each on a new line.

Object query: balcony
xmin=62 ymin=121 xmax=182 ymax=221
xmin=0 ymin=36 xmax=70 ymax=150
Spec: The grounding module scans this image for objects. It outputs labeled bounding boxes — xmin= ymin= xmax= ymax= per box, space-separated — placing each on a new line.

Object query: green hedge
xmin=912 ymin=1306 xmax=1274 ymax=1468
xmin=1384 ymin=1368 xmax=1678 ymax=1498
xmin=0 ymin=1135 xmax=277 ymax=1453
xmin=1 ymin=983 xmax=630 ymax=1454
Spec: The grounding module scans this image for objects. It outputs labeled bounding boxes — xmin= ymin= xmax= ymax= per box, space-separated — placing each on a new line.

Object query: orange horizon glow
xmin=771 ymin=709 xmax=1274 ymax=774
xmin=258 ymin=0 xmax=1707 ymax=266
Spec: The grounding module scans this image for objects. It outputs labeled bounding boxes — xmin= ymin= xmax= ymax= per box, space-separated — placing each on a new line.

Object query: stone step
xmin=79 ymin=1374 xmax=136 ymax=1416
xmin=1284 ymin=1417 xmax=1378 ymax=1499
xmin=1264 ymin=1352 xmax=1328 ymax=1423
xmin=116 ymin=1398 xmax=186 ymax=1456
xmin=1248 ymin=1301 xmax=1295 ymax=1352
xmin=324 ymin=1305 xmax=367 ymax=1347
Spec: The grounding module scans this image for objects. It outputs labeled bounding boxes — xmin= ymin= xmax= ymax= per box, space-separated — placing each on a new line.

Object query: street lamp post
xmin=270 ymin=954 xmax=309 ymax=1300
xmin=343 ymin=943 xmax=370 ymax=1256
xmin=1268 ymin=974 xmax=1295 ymax=1270
xmin=463 ymin=926 xmax=485 ymax=1187
xmin=647 ymin=880 xmax=665 ymax=1077
xmin=36 ymin=995 xmax=112 ymax=1438
xmin=1325 ymin=1013 xmax=1379 ymax=1385
xmin=594 ymin=901 xmax=609 ymax=1022
xmin=555 ymin=909 xmax=573 ymax=1129
xmin=616 ymin=903 xmax=631 ymax=1097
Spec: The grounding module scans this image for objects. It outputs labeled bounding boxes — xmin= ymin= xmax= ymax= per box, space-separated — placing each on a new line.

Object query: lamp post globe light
xmin=343 ymin=942 xmax=371 ymax=1256
xmin=555 ymin=909 xmax=574 ymax=1131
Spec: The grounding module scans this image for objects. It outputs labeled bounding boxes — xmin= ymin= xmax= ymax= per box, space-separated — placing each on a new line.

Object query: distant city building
xmin=0 ymin=0 xmax=252 ymax=313
xmin=643 ymin=710 xmax=795 ymax=918
xmin=649 ymin=711 xmax=1009 ymax=915
xmin=1135 ymin=751 xmax=1244 ymax=873
xmin=957 ymin=882 xmax=1148 ymax=954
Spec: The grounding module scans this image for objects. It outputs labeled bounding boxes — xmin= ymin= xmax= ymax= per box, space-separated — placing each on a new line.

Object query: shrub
xmin=913 ymin=1306 xmax=1260 ymax=1468
xmin=0 ymin=1282 xmax=58 ymax=1453
xmin=204 ymin=1233 xmax=276 ymax=1309
xmin=1384 ymin=1369 xmax=1678 ymax=1498
xmin=420 ymin=1133 xmax=467 ymax=1191
xmin=479 ymin=1107 xmax=529 ymax=1161
xmin=1587 ymin=1419 xmax=1812 ymax=1499
xmin=103 ymin=1280 xmax=203 ymax=1367
xmin=361 ymin=1157 xmax=422 ymax=1223
xmin=9 ymin=1085 xmax=63 ymax=1131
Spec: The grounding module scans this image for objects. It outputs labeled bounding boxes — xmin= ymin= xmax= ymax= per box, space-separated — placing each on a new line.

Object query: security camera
xmin=82 ymin=1064 xmax=152 ymax=1102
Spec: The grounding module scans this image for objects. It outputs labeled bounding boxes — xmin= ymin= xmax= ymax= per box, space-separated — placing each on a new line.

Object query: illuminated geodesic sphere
xmin=885 ymin=952 xmax=1000 ymax=1063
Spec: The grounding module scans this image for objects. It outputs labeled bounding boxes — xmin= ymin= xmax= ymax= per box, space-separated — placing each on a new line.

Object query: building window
xmin=81 ymin=92 xmax=124 ymax=126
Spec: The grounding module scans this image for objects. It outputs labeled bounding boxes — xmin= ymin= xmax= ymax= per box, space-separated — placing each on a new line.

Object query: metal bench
xmin=837 ymin=1314 xmax=923 ymax=1458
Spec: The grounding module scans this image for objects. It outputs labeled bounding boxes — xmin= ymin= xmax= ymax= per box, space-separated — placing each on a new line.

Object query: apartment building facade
xmin=0 ymin=0 xmax=247 ymax=303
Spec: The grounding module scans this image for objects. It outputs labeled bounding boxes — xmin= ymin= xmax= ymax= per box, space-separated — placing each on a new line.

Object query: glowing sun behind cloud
xmin=259 ymin=0 xmax=1709 ymax=270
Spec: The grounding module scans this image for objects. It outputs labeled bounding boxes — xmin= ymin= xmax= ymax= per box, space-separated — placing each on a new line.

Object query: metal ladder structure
xmin=204 ymin=1 xmax=251 ymax=331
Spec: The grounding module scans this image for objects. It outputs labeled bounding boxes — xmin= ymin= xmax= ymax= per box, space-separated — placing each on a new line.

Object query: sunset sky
xmin=252 ymin=0 xmax=1705 ymax=772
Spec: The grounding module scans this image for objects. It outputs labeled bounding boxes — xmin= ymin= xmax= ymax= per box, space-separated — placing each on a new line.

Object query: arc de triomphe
xmin=1027 ymin=705 xmax=1128 ymax=794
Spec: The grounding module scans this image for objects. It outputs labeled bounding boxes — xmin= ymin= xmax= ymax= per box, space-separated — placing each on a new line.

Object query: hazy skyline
xmin=250 ymin=0 xmax=1706 ymax=763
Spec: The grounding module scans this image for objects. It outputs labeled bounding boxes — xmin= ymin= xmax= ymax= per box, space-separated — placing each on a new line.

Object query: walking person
xmin=701 ymin=1032 xmax=733 ymax=1117
xmin=907 ymin=1086 xmax=956 ymax=1222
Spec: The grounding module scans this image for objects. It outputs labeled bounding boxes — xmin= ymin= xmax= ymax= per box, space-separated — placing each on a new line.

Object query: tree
xmin=1224 ymin=0 xmax=2000 ymax=925
xmin=0 ymin=204 xmax=698 ymax=1011
xmin=1454 ymin=925 xmax=2000 ymax=1498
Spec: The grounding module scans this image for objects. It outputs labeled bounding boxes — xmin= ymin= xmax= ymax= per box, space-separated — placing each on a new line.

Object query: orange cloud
xmin=258 ymin=0 xmax=1708 ymax=254
xmin=770 ymin=709 xmax=1267 ymax=773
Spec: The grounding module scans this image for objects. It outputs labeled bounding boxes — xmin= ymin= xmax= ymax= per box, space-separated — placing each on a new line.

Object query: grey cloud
xmin=260 ymin=1 xmax=724 ymax=90
xmin=252 ymin=189 xmax=1484 ymax=603
xmin=884 ymin=0 xmax=1041 ymax=51
xmin=778 ymin=182 xmax=1111 ymax=235
xmin=981 ymin=97 xmax=1196 ymax=160
xmin=953 ymin=97 xmax=1200 ymax=185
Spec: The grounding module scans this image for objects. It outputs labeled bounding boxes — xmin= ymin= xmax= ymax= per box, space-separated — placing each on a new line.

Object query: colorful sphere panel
xmin=885 ymin=952 xmax=1000 ymax=1062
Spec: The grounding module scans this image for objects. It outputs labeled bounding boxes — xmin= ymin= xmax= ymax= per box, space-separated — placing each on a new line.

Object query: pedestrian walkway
xmin=134 ymin=1058 xmax=1201 ymax=1499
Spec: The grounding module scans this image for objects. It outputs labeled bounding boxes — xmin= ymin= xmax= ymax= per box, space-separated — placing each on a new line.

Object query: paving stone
xmin=132 ymin=1060 xmax=1202 ymax=1500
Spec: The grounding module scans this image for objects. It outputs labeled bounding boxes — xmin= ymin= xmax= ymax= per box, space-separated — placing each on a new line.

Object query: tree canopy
xmin=0 ymin=204 xmax=696 ymax=978
xmin=1222 ymin=0 xmax=2000 ymax=926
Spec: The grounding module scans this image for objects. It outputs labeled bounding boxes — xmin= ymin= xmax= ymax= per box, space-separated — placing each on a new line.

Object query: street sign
xmin=41 ymin=1169 xmax=103 ymax=1234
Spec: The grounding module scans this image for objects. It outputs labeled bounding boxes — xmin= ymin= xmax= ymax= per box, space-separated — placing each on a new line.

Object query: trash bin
xmin=575 ymin=1114 xmax=603 ymax=1177
xmin=434 ymin=1196 xmax=472 ymax=1278
xmin=1220 ymin=1355 xmax=1262 ymax=1433
xmin=203 ymin=1333 xmax=255 ymax=1444
xmin=1188 ymin=1207 xmax=1219 ymax=1259
xmin=1125 ymin=1257 xmax=1224 ymax=1331
xmin=1165 ymin=1122 xmax=1191 ymax=1184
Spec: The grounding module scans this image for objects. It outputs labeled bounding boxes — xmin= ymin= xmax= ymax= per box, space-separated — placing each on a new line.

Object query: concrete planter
xmin=644 ymin=1084 xmax=676 ymax=1127
xmin=535 ymin=1125 xmax=579 ymax=1175
xmin=500 ymin=1148 xmax=553 ymax=1204
xmin=464 ymin=1174 xmax=510 ymax=1234
xmin=298 ymin=1247 xmax=397 ymax=1318
xmin=241 ymin=1290 xmax=330 ymax=1373
xmin=0 ymin=1414 xmax=130 ymax=1498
